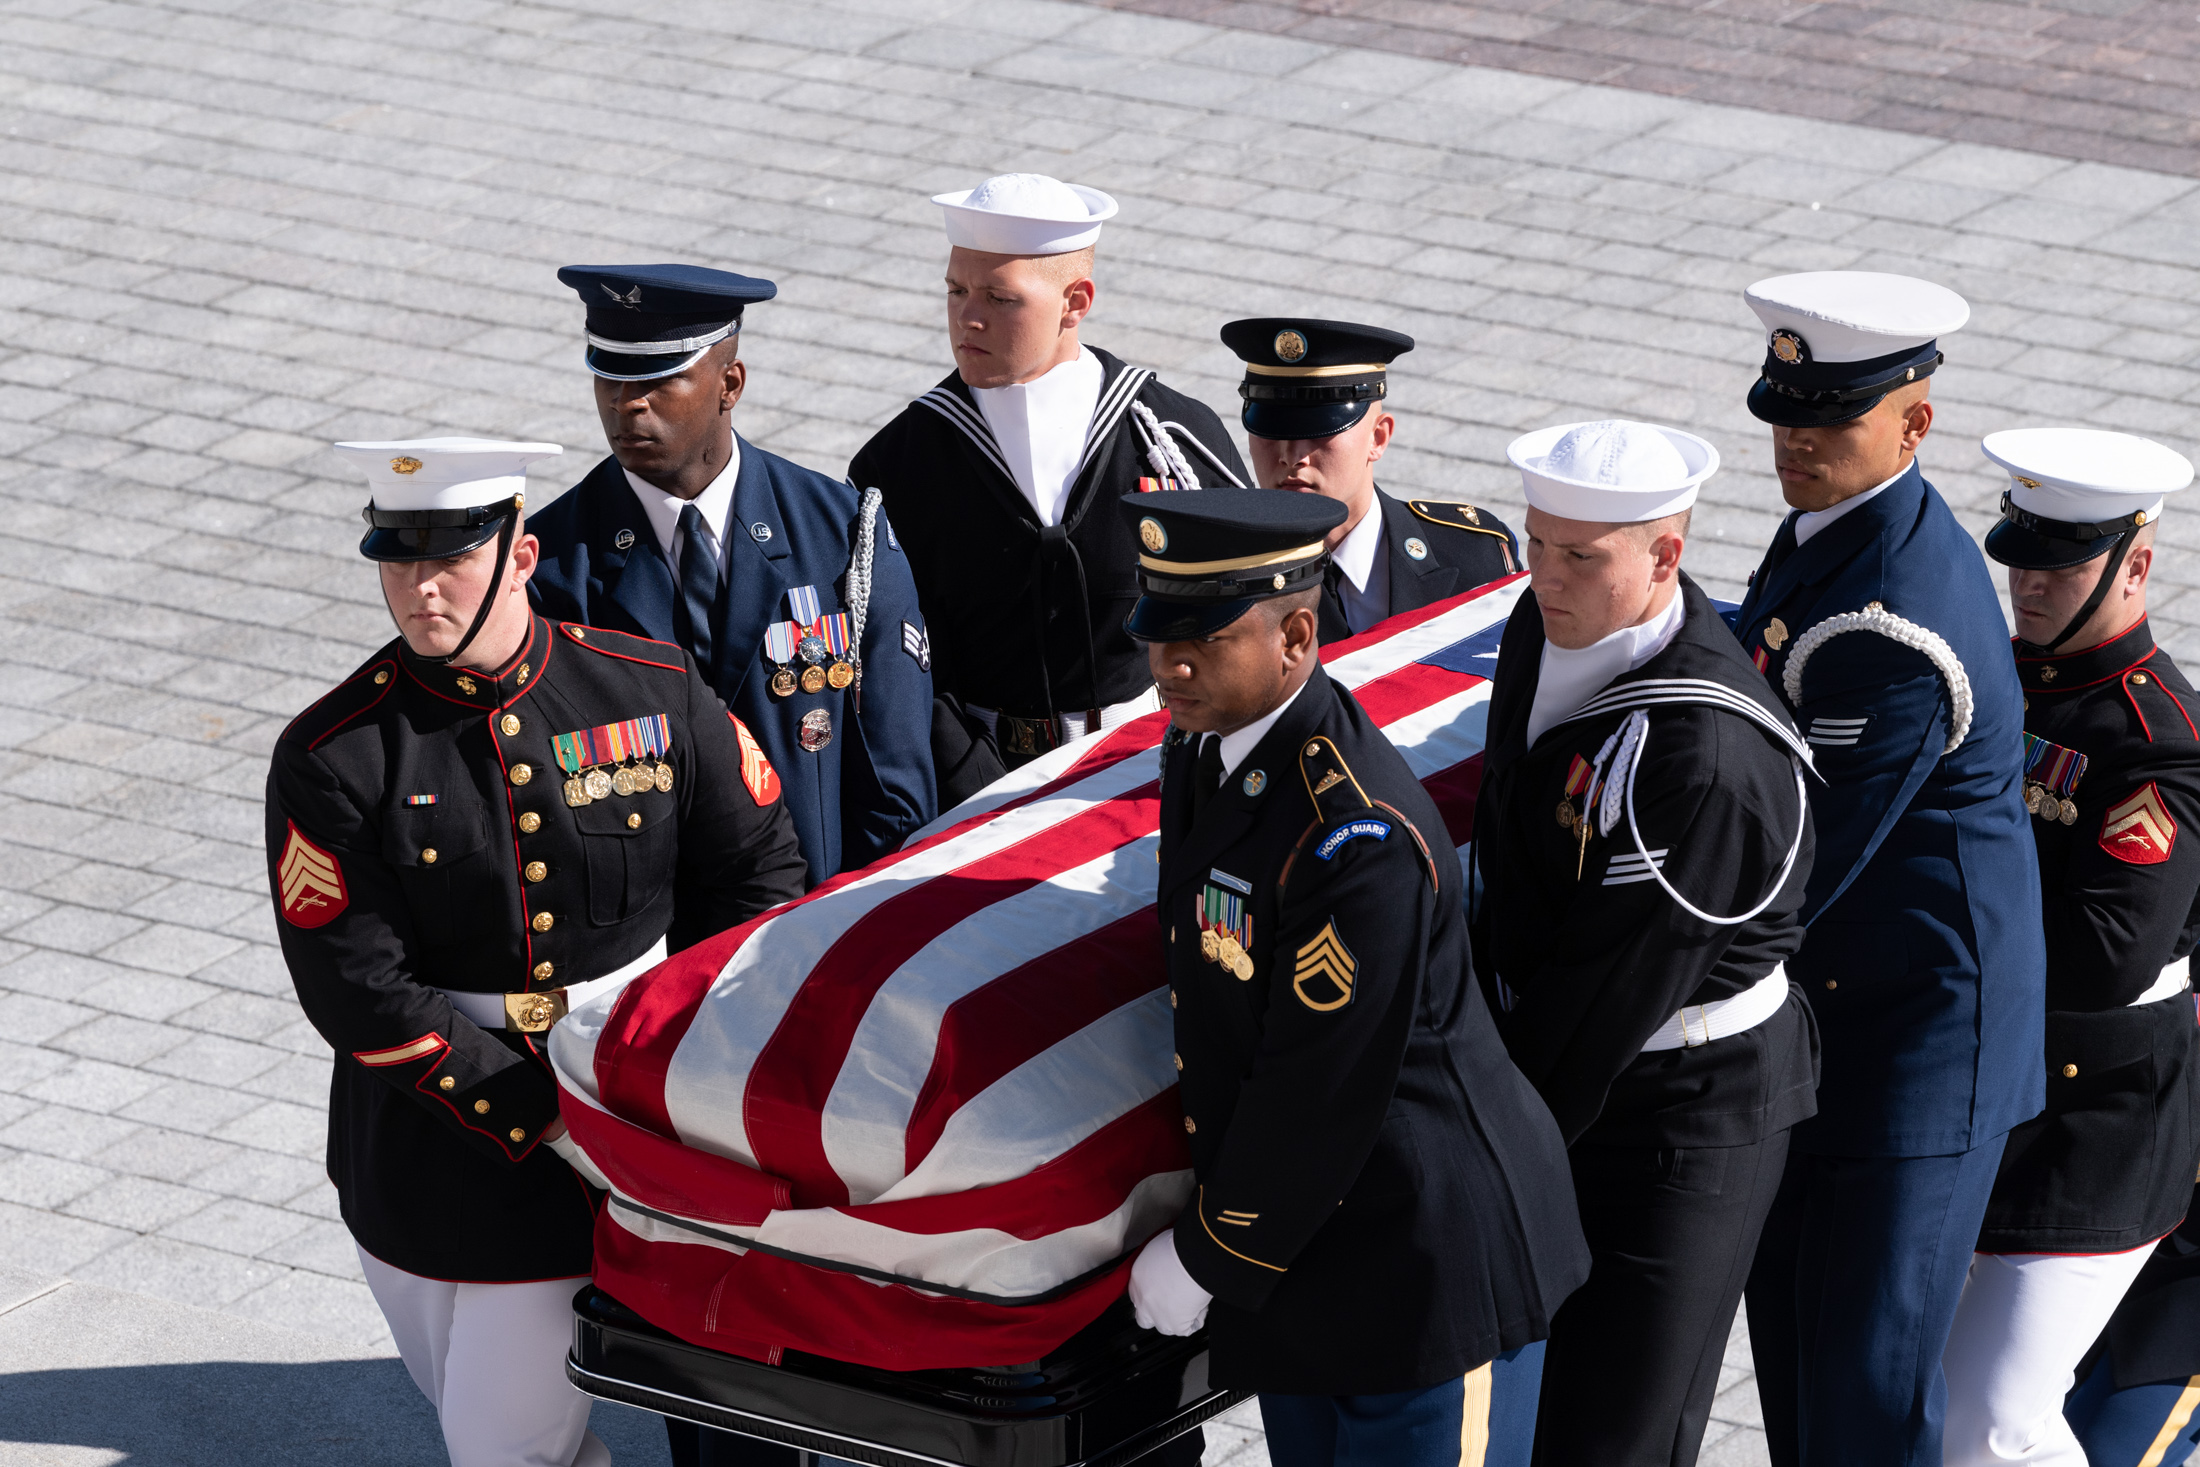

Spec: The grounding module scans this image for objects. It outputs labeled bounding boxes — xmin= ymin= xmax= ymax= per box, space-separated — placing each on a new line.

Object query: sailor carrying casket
xmin=1939 ymin=429 xmax=2200 ymax=1467
xmin=1121 ymin=488 xmax=1589 ymax=1467
xmin=1468 ymin=420 xmax=1819 ymax=1467
xmin=849 ymin=174 xmax=1251 ymax=796
xmin=265 ymin=439 xmax=807 ymax=1467
xmin=1223 ymin=317 xmax=1520 ymax=642
xmin=1727 ymin=271 xmax=2047 ymax=1467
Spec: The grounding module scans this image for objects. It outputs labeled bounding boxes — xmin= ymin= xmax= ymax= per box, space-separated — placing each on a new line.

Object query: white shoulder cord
xmin=844 ymin=486 xmax=882 ymax=680
xmin=1129 ymin=399 xmax=1201 ymax=490
xmin=1782 ymin=606 xmax=1972 ymax=754
xmin=1592 ymin=709 xmax=1810 ymax=927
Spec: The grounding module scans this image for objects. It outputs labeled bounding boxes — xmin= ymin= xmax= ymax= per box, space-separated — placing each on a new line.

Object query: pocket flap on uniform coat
xmin=381 ymin=800 xmax=490 ymax=868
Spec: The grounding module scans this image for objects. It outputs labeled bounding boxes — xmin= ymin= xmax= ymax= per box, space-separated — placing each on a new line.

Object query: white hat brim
xmin=932 ymin=183 xmax=1118 ymax=256
xmin=1507 ymin=422 xmax=1719 ymax=523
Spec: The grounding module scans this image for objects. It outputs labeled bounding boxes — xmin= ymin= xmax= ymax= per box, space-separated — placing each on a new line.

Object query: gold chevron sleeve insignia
xmin=353 ymin=1034 xmax=445 ymax=1067
xmin=1292 ymin=920 xmax=1358 ymax=1012
xmin=278 ymin=821 xmax=350 ymax=928
xmin=2100 ymin=782 xmax=2177 ymax=865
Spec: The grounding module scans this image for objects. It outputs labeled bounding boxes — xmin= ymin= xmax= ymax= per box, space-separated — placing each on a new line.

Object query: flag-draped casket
xmin=549 ymin=576 xmax=1526 ymax=1372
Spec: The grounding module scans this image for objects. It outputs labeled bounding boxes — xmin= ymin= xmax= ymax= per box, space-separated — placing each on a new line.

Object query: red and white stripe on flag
xmin=548 ymin=575 xmax=1526 ymax=1371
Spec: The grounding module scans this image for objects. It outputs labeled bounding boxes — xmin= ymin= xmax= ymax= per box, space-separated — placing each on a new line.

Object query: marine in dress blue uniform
xmin=1729 ymin=273 xmax=2047 ymax=1467
xmin=527 ymin=265 xmax=935 ymax=891
xmin=1221 ymin=318 xmax=1520 ymax=643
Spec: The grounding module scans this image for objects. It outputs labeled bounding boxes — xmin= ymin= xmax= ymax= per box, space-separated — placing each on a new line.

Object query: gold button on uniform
xmin=509 ymin=764 xmax=533 ymax=786
xmin=1169 ymin=990 xmax=1177 ymax=1008
xmin=373 ymin=670 xmax=390 ymax=685
xmin=500 ymin=714 xmax=521 ymax=736
xmin=2133 ymin=674 xmax=2151 ymax=687
xmin=509 ymin=1128 xmax=526 ymax=1143
xmin=421 ymin=848 xmax=438 ymax=865
xmin=1183 ymin=1116 xmax=1196 ymax=1134
xmin=533 ymin=961 xmax=554 ymax=981
xmin=2062 ymin=1063 xmax=2079 ymax=1078
xmin=473 ymin=1099 xmax=490 ymax=1114
xmin=518 ymin=812 xmax=541 ymax=834
xmin=1825 ymin=980 xmax=1837 ymax=990
xmin=439 ymin=1076 xmax=455 ymax=1091
xmin=1173 ymin=1053 xmax=1183 ymax=1072
xmin=531 ymin=912 xmax=554 ymax=932
xmin=525 ymin=861 xmax=547 ymax=882
xmin=626 ymin=813 xmax=642 ymax=829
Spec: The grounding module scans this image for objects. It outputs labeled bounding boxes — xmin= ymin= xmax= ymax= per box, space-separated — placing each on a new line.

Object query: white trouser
xmin=357 ymin=1245 xmax=609 ymax=1467
xmin=1942 ymin=1243 xmax=2160 ymax=1466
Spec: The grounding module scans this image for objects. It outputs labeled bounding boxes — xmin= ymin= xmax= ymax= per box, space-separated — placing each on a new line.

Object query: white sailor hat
xmin=1508 ymin=420 xmax=1719 ymax=524
xmin=1744 ymin=272 xmax=1970 ymax=428
xmin=1982 ymin=427 xmax=2193 ymax=570
xmin=932 ymin=173 xmax=1118 ymax=256
xmin=334 ymin=437 xmax=563 ymax=562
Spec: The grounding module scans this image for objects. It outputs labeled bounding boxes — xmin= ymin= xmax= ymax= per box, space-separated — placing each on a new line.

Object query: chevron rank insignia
xmin=902 ymin=620 xmax=930 ymax=671
xmin=277 ymin=821 xmax=349 ymax=928
xmin=2100 ymin=783 xmax=2177 ymax=865
xmin=731 ymin=715 xmax=781 ymax=807
xmin=1292 ymin=919 xmax=1357 ymax=1012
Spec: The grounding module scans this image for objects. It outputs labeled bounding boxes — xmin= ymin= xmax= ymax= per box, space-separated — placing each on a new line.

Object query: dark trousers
xmin=1744 ymin=1139 xmax=2007 ymax=1467
xmin=679 ymin=1422 xmax=1204 ymax=1465
xmin=1263 ymin=1376 xmax=1478 ymax=1467
xmin=1530 ymin=1132 xmax=1789 ymax=1467
xmin=2067 ymin=1349 xmax=2200 ymax=1467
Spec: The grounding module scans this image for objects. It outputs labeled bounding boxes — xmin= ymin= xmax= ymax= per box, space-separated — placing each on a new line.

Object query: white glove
xmin=546 ymin=1129 xmax=612 ymax=1191
xmin=1129 ymin=1229 xmax=1212 ymax=1337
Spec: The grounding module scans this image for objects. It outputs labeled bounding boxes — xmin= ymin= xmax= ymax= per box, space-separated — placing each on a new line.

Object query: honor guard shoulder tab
xmin=281 ymin=655 xmax=401 ymax=752
xmin=559 ymin=622 xmax=687 ymax=673
xmin=1299 ymin=736 xmax=1373 ymax=825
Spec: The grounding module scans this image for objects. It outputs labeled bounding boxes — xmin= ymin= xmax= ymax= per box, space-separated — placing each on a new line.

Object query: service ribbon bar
xmin=555 ymin=714 xmax=673 ymax=774
xmin=786 ymin=584 xmax=821 ymax=626
xmin=764 ymin=622 xmax=797 ymax=664
xmin=2021 ymin=732 xmax=2087 ymax=796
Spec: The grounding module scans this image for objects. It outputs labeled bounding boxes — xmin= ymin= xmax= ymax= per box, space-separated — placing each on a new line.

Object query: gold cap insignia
xmin=1139 ymin=516 xmax=1166 ymax=553
xmin=1765 ymin=617 xmax=1788 ymax=652
xmin=1273 ymin=329 xmax=1308 ymax=363
xmin=390 ymin=456 xmax=423 ymax=475
xmin=1769 ymin=329 xmax=1807 ymax=365
xmin=2015 ymin=476 xmax=2041 ymax=489
xmin=2040 ymin=665 xmax=2058 ymax=682
xmin=1272 ymin=573 xmax=1287 ymax=590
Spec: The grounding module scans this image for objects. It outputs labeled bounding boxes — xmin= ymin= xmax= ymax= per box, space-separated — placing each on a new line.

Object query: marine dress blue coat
xmin=1733 ymin=462 xmax=2044 ymax=1157
xmin=528 ymin=440 xmax=935 ymax=886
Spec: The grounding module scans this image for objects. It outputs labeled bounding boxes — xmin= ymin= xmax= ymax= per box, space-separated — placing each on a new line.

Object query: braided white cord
xmin=845 ymin=486 xmax=882 ymax=681
xmin=1130 ymin=399 xmax=1201 ymax=489
xmin=1781 ymin=606 xmax=1972 ymax=754
xmin=1607 ymin=710 xmax=1810 ymax=927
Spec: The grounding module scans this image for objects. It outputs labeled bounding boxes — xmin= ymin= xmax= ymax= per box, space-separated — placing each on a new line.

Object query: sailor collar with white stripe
xmin=1527 ymin=588 xmax=1685 ymax=746
xmin=915 ymin=349 xmax=1154 ymax=514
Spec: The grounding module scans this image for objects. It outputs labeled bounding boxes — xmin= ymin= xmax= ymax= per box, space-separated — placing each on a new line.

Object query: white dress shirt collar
xmin=625 ymin=437 xmax=741 ymax=577
xmin=1792 ymin=460 xmax=1908 ymax=547
xmin=1206 ymin=678 xmax=1311 ymax=787
xmin=971 ymin=347 xmax=1104 ymax=528
xmin=1331 ymin=495 xmax=1391 ymax=635
xmin=1525 ymin=587 xmax=1687 ymax=747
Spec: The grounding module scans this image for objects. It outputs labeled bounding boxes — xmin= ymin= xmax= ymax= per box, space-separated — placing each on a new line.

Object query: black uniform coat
xmin=1317 ymin=489 xmax=1520 ymax=644
xmin=1980 ymin=618 xmax=2200 ymax=1254
xmin=265 ymin=617 xmax=807 ymax=1282
xmin=1470 ymin=578 xmax=1820 ymax=1148
xmin=1159 ymin=663 xmax=1589 ymax=1395
xmin=849 ymin=348 xmax=1249 ymax=724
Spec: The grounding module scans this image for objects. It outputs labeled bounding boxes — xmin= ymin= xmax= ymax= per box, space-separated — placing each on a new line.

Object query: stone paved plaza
xmin=4 ymin=0 xmax=2200 ymax=1461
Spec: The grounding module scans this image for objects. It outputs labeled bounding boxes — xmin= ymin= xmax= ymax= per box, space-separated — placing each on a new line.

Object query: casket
xmin=555 ymin=576 xmax=1525 ymax=1458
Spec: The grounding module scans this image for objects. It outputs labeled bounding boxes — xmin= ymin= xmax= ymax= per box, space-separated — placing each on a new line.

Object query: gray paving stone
xmin=60 ymin=1174 xmax=215 ymax=1233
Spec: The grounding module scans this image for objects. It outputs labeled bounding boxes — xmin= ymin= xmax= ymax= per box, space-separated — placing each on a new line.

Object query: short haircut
xmin=1031 ymin=245 xmax=1095 ymax=289
xmin=1621 ymin=507 xmax=1691 ymax=547
xmin=1261 ymin=586 xmax=1322 ymax=625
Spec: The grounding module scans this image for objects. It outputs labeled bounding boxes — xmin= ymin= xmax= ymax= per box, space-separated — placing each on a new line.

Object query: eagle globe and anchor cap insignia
xmin=1274 ymin=329 xmax=1308 ymax=363
xmin=389 ymin=456 xmax=422 ymax=475
xmin=2101 ymin=783 xmax=2177 ymax=865
xmin=1769 ymin=329 xmax=1809 ymax=365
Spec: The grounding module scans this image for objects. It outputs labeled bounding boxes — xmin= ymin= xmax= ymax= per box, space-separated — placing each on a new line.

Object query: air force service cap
xmin=1509 ymin=420 xmax=1718 ymax=523
xmin=932 ymin=173 xmax=1118 ymax=256
xmin=1222 ymin=318 xmax=1414 ymax=440
xmin=1121 ymin=488 xmax=1348 ymax=642
xmin=337 ymin=437 xmax=563 ymax=563
xmin=555 ymin=263 xmax=776 ymax=382
xmin=1982 ymin=428 xmax=2193 ymax=570
xmin=1744 ymin=272 xmax=1969 ymax=428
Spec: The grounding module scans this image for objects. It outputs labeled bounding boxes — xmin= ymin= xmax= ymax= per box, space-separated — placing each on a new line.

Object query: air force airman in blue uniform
xmin=527 ymin=265 xmax=936 ymax=890
xmin=1729 ymin=272 xmax=2047 ymax=1467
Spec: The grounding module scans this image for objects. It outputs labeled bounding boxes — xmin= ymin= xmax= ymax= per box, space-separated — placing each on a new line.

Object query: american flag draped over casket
xmin=547 ymin=575 xmax=1527 ymax=1372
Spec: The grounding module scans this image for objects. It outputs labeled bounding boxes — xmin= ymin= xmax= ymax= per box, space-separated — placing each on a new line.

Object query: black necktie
xmin=674 ymin=504 xmax=719 ymax=672
xmin=1189 ymin=734 xmax=1224 ymax=823
xmin=1319 ymin=561 xmax=1353 ymax=643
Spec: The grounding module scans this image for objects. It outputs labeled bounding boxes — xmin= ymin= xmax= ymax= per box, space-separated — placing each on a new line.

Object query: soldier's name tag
xmin=1315 ymin=818 xmax=1390 ymax=860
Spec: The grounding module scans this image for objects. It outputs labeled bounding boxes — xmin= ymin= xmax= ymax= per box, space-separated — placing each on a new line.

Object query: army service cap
xmin=932 ymin=173 xmax=1118 ymax=256
xmin=336 ymin=437 xmax=563 ymax=563
xmin=1983 ymin=427 xmax=2193 ymax=570
xmin=1121 ymin=487 xmax=1348 ymax=642
xmin=1222 ymin=318 xmax=1415 ymax=441
xmin=1509 ymin=420 xmax=1718 ymax=524
xmin=1744 ymin=272 xmax=1969 ymax=428
xmin=555 ymin=263 xmax=776 ymax=382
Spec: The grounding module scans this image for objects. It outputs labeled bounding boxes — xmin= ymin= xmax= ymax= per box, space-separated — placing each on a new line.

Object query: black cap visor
xmin=1243 ymin=397 xmax=1372 ymax=441
xmin=585 ymin=344 xmax=712 ymax=383
xmin=1983 ymin=519 xmax=2120 ymax=571
xmin=1124 ymin=594 xmax=1260 ymax=642
xmin=1746 ymin=376 xmax=1883 ymax=428
xmin=360 ymin=505 xmax=516 ymax=563
xmin=1747 ymin=343 xmax=1941 ymax=428
xmin=1123 ymin=551 xmax=1329 ymax=643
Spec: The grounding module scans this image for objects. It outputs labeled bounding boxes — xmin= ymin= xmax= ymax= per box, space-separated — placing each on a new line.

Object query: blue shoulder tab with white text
xmin=1316 ymin=819 xmax=1391 ymax=860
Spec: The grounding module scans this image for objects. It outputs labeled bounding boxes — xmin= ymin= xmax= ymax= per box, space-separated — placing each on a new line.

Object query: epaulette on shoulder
xmin=1408 ymin=499 xmax=1513 ymax=543
xmin=1295 ymin=735 xmax=1438 ymax=890
xmin=282 ymin=654 xmax=400 ymax=752
xmin=557 ymin=622 xmax=687 ymax=674
xmin=2124 ymin=663 xmax=2200 ymax=745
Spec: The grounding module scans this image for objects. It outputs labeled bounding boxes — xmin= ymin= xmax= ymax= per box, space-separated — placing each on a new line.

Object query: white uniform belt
xmin=1641 ymin=965 xmax=1791 ymax=1052
xmin=434 ymin=936 xmax=667 ymax=1031
xmin=2133 ymin=956 xmax=2192 ymax=1007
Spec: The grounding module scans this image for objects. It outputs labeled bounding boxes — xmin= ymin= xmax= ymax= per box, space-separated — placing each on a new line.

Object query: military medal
xmin=1197 ymin=884 xmax=1254 ymax=979
xmin=585 ymin=768 xmax=613 ymax=800
xmin=611 ymin=766 xmax=636 ymax=797
xmin=799 ymin=707 xmax=833 ymax=752
xmin=564 ymin=776 xmax=589 ymax=808
xmin=764 ymin=619 xmax=800 ymax=698
xmin=654 ymin=761 xmax=675 ymax=792
xmin=554 ymin=713 xmax=674 ymax=806
xmin=1561 ymin=754 xmax=1597 ymax=880
xmin=798 ymin=664 xmax=825 ymax=694
xmin=827 ymin=660 xmax=855 ymax=690
xmin=2020 ymin=732 xmax=2087 ymax=830
xmin=771 ymin=667 xmax=798 ymax=698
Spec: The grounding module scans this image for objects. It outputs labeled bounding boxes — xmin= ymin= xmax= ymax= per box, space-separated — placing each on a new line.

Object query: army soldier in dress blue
xmin=1223 ymin=318 xmax=1519 ymax=642
xmin=528 ymin=264 xmax=934 ymax=889
xmin=267 ymin=440 xmax=808 ymax=1467
xmin=1940 ymin=430 xmax=2200 ymax=1467
xmin=1121 ymin=488 xmax=1589 ymax=1467
xmin=850 ymin=175 xmax=1249 ymax=794
xmin=1472 ymin=421 xmax=1817 ymax=1467
xmin=1728 ymin=272 xmax=2047 ymax=1467
xmin=2064 ymin=1186 xmax=2200 ymax=1466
